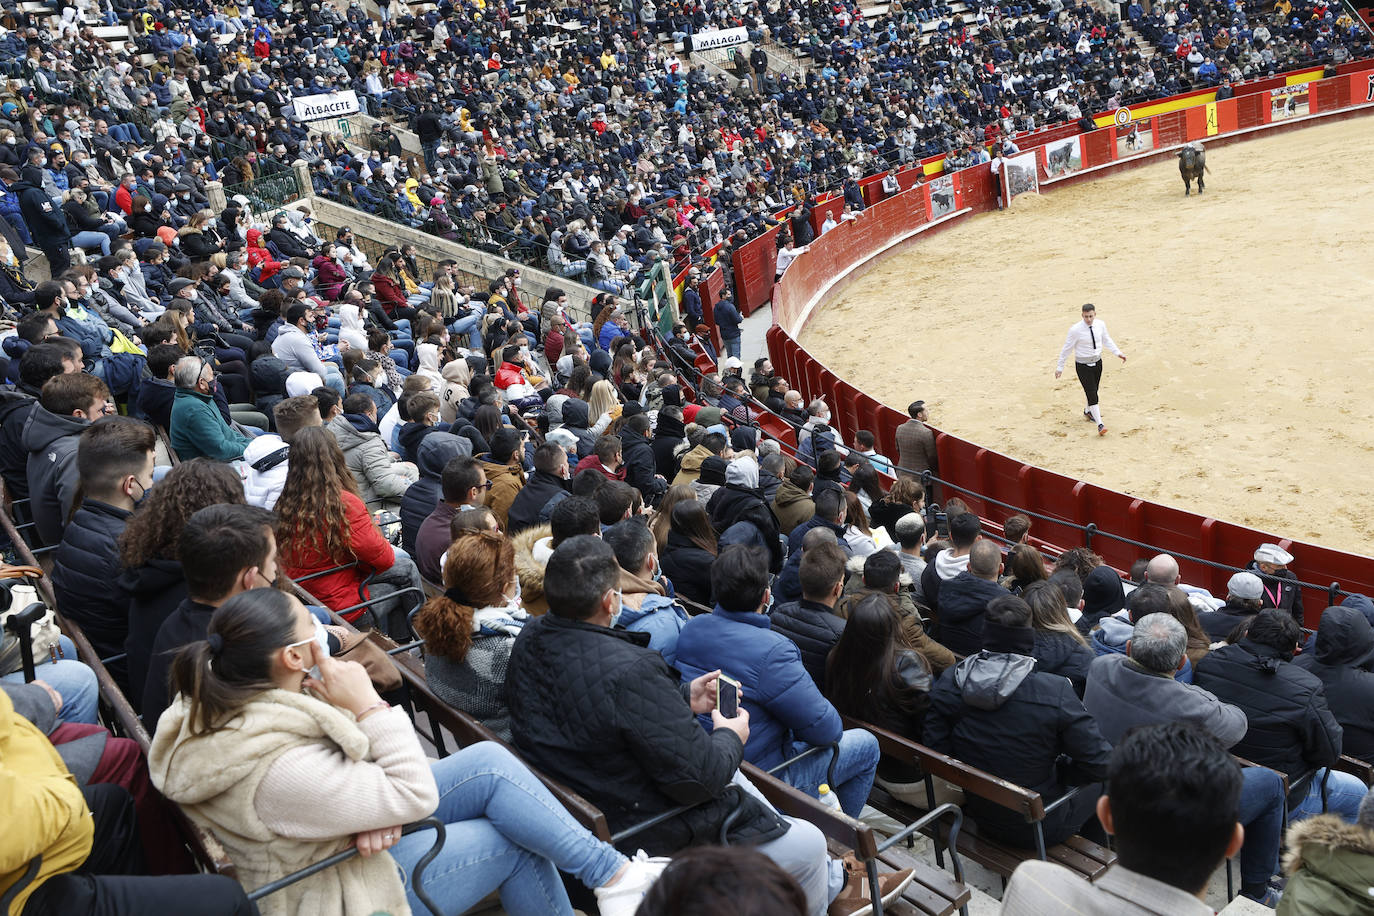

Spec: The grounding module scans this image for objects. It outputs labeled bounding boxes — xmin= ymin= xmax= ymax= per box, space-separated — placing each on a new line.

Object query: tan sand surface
xmin=800 ymin=114 xmax=1374 ymax=554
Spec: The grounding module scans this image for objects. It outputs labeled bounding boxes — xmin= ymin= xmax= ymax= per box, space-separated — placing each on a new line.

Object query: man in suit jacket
xmin=1001 ymin=722 xmax=1243 ymax=916
xmin=894 ymin=400 xmax=937 ymax=482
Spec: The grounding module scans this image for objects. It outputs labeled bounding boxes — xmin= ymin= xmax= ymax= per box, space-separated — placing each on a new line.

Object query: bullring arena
xmin=799 ymin=113 xmax=1374 ymax=555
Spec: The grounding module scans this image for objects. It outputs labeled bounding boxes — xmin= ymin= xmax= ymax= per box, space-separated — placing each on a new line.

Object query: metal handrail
xmin=246 ymin=817 xmax=445 ymax=916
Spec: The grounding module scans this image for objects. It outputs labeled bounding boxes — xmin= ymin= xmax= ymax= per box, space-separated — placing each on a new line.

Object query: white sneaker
xmin=592 ymin=849 xmax=671 ymax=916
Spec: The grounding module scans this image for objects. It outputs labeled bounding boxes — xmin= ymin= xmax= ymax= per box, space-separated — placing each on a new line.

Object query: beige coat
xmin=148 ymin=689 xmax=437 ymax=916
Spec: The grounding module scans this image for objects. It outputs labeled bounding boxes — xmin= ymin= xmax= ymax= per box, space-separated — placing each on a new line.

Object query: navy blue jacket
xmin=936 ymin=572 xmax=1010 ymax=657
xmin=713 ymin=299 xmax=742 ymax=340
xmin=673 ymin=606 xmax=842 ymax=772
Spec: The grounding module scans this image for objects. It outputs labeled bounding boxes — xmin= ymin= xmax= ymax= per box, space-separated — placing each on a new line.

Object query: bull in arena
xmin=1177 ymin=142 xmax=1210 ymax=196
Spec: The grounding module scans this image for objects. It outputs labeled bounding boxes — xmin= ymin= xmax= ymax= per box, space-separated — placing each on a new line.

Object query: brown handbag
xmin=331 ymin=626 xmax=403 ymax=692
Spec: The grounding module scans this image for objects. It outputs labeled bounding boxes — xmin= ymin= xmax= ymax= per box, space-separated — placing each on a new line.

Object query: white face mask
xmin=144 ymin=204 xmax=152 ymax=213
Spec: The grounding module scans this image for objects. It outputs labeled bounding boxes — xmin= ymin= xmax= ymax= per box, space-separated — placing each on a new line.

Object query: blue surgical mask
xmin=608 ymin=588 xmax=624 ymax=628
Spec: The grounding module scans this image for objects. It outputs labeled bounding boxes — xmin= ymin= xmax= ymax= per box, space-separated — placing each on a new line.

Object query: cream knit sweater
xmin=149 ymin=688 xmax=438 ymax=916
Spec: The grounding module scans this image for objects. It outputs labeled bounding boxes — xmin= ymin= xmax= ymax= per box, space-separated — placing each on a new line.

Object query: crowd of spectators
xmin=0 ymin=0 xmax=1371 ymax=911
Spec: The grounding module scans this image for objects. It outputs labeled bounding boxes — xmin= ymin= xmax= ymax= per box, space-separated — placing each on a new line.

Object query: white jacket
xmin=242 ymin=433 xmax=290 ymax=509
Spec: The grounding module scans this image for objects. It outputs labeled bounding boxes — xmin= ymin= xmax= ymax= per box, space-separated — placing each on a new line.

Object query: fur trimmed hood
xmin=512 ymin=523 xmax=552 ymax=615
xmin=1284 ymin=815 xmax=1374 ymax=875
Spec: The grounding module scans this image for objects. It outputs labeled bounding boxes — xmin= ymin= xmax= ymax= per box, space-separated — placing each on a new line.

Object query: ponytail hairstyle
xmin=167 ymin=588 xmax=297 ymax=735
xmin=412 ymin=531 xmax=515 ymax=661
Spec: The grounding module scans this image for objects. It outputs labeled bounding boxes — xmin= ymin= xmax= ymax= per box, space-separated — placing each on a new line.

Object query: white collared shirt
xmin=1057 ymin=318 xmax=1122 ymax=370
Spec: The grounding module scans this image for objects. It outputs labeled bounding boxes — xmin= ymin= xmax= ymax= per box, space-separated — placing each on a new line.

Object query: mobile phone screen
xmin=717 ymin=675 xmax=740 ymax=718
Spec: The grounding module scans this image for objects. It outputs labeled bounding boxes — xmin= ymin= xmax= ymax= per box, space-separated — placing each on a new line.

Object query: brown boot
xmin=827 ymin=855 xmax=915 ymax=916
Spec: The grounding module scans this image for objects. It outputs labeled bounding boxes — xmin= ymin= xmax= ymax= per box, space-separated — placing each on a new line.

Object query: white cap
xmin=1227 ymin=572 xmax=1264 ymax=600
xmin=286 ymin=371 xmax=323 ymax=397
xmin=1253 ymin=543 xmax=1294 ymax=566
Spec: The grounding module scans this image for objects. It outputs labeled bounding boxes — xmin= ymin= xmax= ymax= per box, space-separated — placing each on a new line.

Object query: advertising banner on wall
xmin=1114 ymin=116 xmax=1155 ymax=157
xmin=292 ymin=90 xmax=361 ymax=122
xmin=926 ymin=175 xmax=957 ymax=219
xmin=1042 ymin=136 xmax=1082 ymax=178
xmin=1270 ymin=83 xmax=1310 ymax=120
xmin=1004 ymin=151 xmax=1039 ymax=203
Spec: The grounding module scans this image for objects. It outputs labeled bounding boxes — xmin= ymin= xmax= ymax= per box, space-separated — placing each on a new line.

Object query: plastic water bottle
xmin=817 ymin=783 xmax=841 ymax=811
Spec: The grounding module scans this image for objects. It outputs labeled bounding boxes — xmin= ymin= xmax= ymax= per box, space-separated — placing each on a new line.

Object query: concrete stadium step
xmin=1119 ymin=20 xmax=1157 ymax=57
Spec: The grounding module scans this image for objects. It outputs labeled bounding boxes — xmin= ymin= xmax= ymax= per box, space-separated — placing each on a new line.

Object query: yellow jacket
xmin=0 ymin=690 xmax=93 ymax=915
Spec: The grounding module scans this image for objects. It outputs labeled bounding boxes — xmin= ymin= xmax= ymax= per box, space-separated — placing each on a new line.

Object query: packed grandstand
xmin=0 ymin=0 xmax=1373 ymax=912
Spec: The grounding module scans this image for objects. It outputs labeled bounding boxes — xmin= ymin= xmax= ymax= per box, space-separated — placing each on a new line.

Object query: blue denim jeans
xmin=448 ymin=313 xmax=482 ymax=350
xmin=391 ymin=742 xmax=625 ymax=915
xmin=722 ymin=335 xmax=742 ymax=359
xmin=71 ymin=230 xmax=112 ymax=255
xmin=776 ymin=729 xmax=880 ymax=818
xmin=1237 ymin=766 xmax=1284 ymax=887
xmin=1291 ymin=768 xmax=1369 ymax=823
xmin=1 ymin=635 xmax=98 ymax=724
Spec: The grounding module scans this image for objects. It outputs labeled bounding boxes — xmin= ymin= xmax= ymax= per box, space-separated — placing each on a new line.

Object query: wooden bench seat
xmin=844 ymin=715 xmax=1115 ymax=887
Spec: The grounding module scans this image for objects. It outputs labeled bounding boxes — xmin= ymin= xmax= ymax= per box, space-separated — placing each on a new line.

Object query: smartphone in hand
xmin=717 ymin=674 xmax=742 ymax=718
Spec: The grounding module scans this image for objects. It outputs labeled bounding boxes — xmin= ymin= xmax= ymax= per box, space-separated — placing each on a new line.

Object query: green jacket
xmin=1279 ymin=814 xmax=1374 ymax=915
xmin=169 ymin=388 xmax=251 ymax=462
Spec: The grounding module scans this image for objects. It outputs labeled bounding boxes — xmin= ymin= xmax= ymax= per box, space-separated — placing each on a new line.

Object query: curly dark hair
xmin=412 ymin=531 xmax=514 ymax=660
xmin=119 ymin=459 xmax=246 ymax=568
xmin=275 ymin=426 xmax=361 ymax=568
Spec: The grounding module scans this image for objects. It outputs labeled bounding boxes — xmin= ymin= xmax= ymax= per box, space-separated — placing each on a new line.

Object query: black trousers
xmin=1075 ymin=360 xmax=1103 ymax=407
xmin=23 ymin=785 xmax=256 ymax=916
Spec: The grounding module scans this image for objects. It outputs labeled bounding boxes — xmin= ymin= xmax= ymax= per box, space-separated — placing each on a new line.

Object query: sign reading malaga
xmin=689 ymin=27 xmax=748 ymax=51
xmin=293 ymin=90 xmax=361 ymax=122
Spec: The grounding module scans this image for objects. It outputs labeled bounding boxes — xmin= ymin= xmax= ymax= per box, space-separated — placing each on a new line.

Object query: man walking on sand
xmin=1056 ymin=303 xmax=1126 ymax=436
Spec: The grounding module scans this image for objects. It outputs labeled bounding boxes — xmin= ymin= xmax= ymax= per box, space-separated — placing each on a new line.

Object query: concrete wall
xmin=293 ymin=196 xmax=604 ymax=323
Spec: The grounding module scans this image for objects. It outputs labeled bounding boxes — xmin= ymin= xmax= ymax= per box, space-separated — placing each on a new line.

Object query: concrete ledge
xmin=296 ymin=197 xmax=604 ymax=322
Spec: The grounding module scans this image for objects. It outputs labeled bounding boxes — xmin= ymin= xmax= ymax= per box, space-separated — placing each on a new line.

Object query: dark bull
xmin=1177 ymin=143 xmax=1210 ymax=196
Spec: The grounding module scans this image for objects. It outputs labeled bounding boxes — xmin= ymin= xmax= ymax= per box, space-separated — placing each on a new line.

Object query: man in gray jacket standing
xmin=1083 ymin=614 xmax=1287 ymax=906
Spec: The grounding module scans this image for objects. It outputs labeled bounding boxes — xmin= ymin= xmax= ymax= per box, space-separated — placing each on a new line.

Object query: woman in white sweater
xmin=148 ymin=588 xmax=665 ymax=916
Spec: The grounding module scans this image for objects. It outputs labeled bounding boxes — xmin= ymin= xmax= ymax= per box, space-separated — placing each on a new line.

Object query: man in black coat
xmin=706 ymin=456 xmax=782 ymax=573
xmin=1247 ymin=543 xmax=1305 ymax=626
xmin=924 ymin=595 xmax=1112 ymax=849
xmin=776 ymin=487 xmax=849 ymax=602
xmin=507 ymin=537 xmax=860 ymax=912
xmin=936 ymin=540 xmax=1009 ymax=657
xmin=770 ymin=541 xmax=847 ymax=690
xmin=619 ymin=412 xmax=666 ymax=505
xmin=1194 ymin=609 xmax=1364 ymax=820
xmin=505 ymin=442 xmax=570 ymax=534
xmin=141 ymin=504 xmax=277 ymax=728
xmin=13 ymin=164 xmax=72 ymax=275
xmin=651 ymin=404 xmax=686 ymax=479
xmin=51 ymin=418 xmax=155 ymax=687
xmin=1293 ymin=601 xmax=1374 ymax=764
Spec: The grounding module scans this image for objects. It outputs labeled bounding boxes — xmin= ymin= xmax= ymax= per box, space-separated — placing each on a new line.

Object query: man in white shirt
xmin=820 ymin=210 xmax=838 ymax=234
xmin=774 ymin=237 xmax=807 ymax=278
xmin=1055 ymin=303 xmax=1126 ymax=435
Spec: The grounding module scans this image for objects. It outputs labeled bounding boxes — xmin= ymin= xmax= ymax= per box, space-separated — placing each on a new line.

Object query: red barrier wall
xmin=764 ymin=69 xmax=1374 ymax=624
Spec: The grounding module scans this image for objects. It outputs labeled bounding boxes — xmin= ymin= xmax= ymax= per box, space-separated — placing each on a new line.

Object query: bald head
xmin=801 ymin=526 xmax=839 ymax=551
xmin=968 ymin=540 xmax=1002 ymax=580
xmin=1145 ymin=554 xmax=1180 ymax=586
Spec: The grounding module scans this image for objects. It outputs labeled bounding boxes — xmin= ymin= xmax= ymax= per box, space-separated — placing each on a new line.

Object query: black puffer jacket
xmin=506 ymin=469 xmax=568 ymax=535
xmin=936 ymin=573 xmax=1010 ymax=658
xmin=707 ymin=484 xmax=782 ymax=573
xmin=120 ymin=557 xmax=188 ymax=711
xmin=51 ymin=501 xmax=133 ymax=666
xmin=1293 ymin=605 xmax=1374 ymax=763
xmin=924 ymin=651 xmax=1111 ymax=847
xmin=507 ymin=614 xmax=788 ymax=854
xmin=769 ymin=599 xmax=846 ymax=690
xmin=659 ymin=529 xmax=715 ymax=609
xmin=0 ymin=387 xmax=38 ymax=501
xmin=1198 ymin=600 xmax=1262 ymax=642
xmin=1031 ymin=629 xmax=1095 ymax=697
xmin=1195 ymin=638 xmax=1343 ymax=786
xmin=620 ymin=426 xmax=666 ymax=504
xmin=651 ymin=414 xmax=686 ymax=479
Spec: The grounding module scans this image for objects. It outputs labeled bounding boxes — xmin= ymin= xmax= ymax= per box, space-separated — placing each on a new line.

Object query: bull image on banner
xmin=1004 ymin=151 xmax=1039 ymax=202
xmin=927 ymin=175 xmax=956 ymax=219
xmin=1043 ymin=137 xmax=1082 ymax=178
xmin=1270 ymin=84 xmax=1309 ymax=120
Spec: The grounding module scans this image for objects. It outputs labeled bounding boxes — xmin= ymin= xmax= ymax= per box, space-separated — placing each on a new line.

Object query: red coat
xmin=284 ymin=490 xmax=395 ymax=619
xmin=494 ymin=361 xmax=529 ymax=390
xmin=574 ymin=455 xmax=626 ymax=481
xmin=311 ymin=254 xmax=347 ymax=301
xmin=543 ymin=328 xmax=566 ymax=365
xmin=373 ymin=274 xmax=408 ymax=314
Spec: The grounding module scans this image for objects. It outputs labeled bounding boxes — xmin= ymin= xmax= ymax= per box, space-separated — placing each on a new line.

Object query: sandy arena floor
xmin=800 ymin=113 xmax=1374 ymax=555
